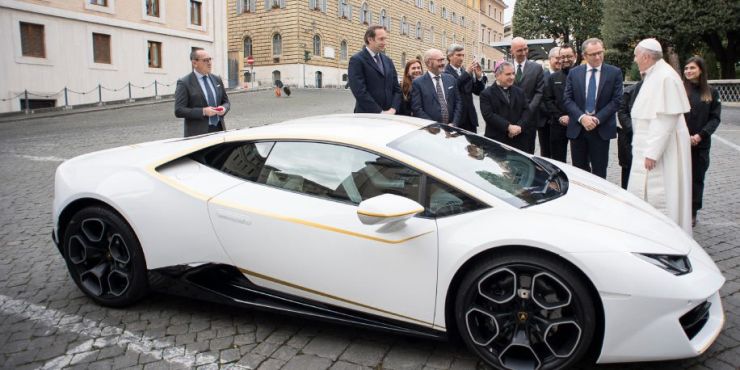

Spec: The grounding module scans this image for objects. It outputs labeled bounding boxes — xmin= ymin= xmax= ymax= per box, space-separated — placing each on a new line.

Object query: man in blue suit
xmin=563 ymin=38 xmax=623 ymax=178
xmin=411 ymin=49 xmax=462 ymax=125
xmin=348 ymin=26 xmax=401 ymax=114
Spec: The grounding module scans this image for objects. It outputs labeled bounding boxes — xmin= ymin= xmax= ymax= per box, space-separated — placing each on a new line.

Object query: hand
xmin=559 ymin=115 xmax=569 ymax=126
xmin=203 ymin=106 xmax=218 ymax=117
xmin=580 ymin=115 xmax=597 ymax=131
xmin=382 ymin=108 xmax=396 ymax=115
xmin=690 ymin=134 xmax=702 ymax=146
xmin=507 ymin=124 xmax=522 ymax=138
xmin=215 ymin=106 xmax=226 ymax=116
xmin=645 ymin=158 xmax=656 ymax=171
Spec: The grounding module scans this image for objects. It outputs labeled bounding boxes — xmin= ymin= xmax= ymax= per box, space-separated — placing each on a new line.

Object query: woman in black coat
xmin=682 ymin=56 xmax=721 ymax=226
xmin=398 ymin=59 xmax=424 ymax=116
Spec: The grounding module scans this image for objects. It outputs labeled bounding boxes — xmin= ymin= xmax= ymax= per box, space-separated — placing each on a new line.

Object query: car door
xmin=208 ymin=141 xmax=439 ymax=327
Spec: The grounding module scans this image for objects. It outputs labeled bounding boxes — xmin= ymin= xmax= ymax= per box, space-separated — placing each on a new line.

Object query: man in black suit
xmin=563 ymin=38 xmax=623 ymax=178
xmin=444 ymin=44 xmax=486 ymax=133
xmin=411 ymin=49 xmax=462 ymax=125
xmin=543 ymin=45 xmax=576 ymax=162
xmin=617 ymin=79 xmax=643 ymax=189
xmin=174 ymin=49 xmax=230 ymax=137
xmin=538 ymin=46 xmax=560 ymax=158
xmin=348 ymin=26 xmax=401 ymax=114
xmin=480 ymin=62 xmax=531 ymax=151
xmin=511 ymin=37 xmax=544 ymax=154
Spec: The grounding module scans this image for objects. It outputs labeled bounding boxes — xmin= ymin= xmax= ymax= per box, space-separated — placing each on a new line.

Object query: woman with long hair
xmin=682 ymin=56 xmax=721 ymax=226
xmin=398 ymin=59 xmax=424 ymax=116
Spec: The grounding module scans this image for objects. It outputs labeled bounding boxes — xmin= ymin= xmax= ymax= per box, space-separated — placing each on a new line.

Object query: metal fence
xmin=1 ymin=81 xmax=176 ymax=115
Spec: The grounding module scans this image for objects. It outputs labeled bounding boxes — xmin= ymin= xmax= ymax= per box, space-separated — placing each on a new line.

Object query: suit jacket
xmin=348 ymin=49 xmax=401 ymax=113
xmin=513 ymin=60 xmax=544 ymax=130
xmin=479 ymin=84 xmax=530 ymax=151
xmin=174 ymin=72 xmax=230 ymax=137
xmin=617 ymin=81 xmax=643 ymax=166
xmin=411 ymin=73 xmax=462 ymax=125
xmin=543 ymin=69 xmax=569 ymax=124
xmin=444 ymin=64 xmax=487 ymax=131
xmin=563 ymin=63 xmax=624 ymax=140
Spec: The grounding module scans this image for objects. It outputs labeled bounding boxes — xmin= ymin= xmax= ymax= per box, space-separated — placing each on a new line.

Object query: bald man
xmin=510 ymin=37 xmax=544 ymax=154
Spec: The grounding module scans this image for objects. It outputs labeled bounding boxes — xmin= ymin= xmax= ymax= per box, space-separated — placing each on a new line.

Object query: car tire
xmin=454 ymin=250 xmax=596 ymax=370
xmin=62 ymin=206 xmax=148 ymax=307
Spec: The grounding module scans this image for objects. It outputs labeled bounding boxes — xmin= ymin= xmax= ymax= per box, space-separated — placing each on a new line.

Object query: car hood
xmin=529 ymin=163 xmax=694 ymax=255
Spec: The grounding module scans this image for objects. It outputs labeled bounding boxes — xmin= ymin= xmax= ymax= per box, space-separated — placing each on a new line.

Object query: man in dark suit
xmin=617 ymin=79 xmax=643 ymax=189
xmin=480 ymin=62 xmax=531 ymax=151
xmin=563 ymin=38 xmax=623 ymax=178
xmin=348 ymin=26 xmax=401 ymax=114
xmin=444 ymin=44 xmax=487 ymax=133
xmin=538 ymin=46 xmax=560 ymax=158
xmin=511 ymin=37 xmax=544 ymax=154
xmin=411 ymin=49 xmax=462 ymax=125
xmin=543 ymin=45 xmax=576 ymax=163
xmin=174 ymin=49 xmax=230 ymax=137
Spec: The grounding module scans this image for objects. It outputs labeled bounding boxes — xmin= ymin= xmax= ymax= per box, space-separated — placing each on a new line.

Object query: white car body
xmin=53 ymin=114 xmax=725 ymax=367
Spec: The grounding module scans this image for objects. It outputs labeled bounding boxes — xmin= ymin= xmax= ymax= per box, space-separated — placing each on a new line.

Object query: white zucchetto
xmin=637 ymin=38 xmax=662 ymax=52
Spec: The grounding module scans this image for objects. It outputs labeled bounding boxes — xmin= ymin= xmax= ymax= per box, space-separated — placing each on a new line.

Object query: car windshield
xmin=389 ymin=124 xmax=567 ymax=208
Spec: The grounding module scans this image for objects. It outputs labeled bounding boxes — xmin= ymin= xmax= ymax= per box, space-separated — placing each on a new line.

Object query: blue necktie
xmin=202 ymin=75 xmax=218 ymax=126
xmin=585 ymin=68 xmax=597 ymax=114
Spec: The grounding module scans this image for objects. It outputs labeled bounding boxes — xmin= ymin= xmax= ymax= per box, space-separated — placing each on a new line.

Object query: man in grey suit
xmin=511 ymin=37 xmax=544 ymax=154
xmin=175 ymin=49 xmax=230 ymax=137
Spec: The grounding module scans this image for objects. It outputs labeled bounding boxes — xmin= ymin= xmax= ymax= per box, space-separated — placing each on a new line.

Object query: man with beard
xmin=543 ymin=45 xmax=576 ymax=162
xmin=444 ymin=44 xmax=487 ymax=133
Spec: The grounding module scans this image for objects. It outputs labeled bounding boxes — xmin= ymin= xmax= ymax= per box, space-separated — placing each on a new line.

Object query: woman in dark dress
xmin=682 ymin=56 xmax=721 ymax=226
xmin=398 ymin=59 xmax=424 ymax=116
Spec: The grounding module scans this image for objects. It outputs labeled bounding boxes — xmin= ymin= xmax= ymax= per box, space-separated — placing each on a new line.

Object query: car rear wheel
xmin=455 ymin=251 xmax=596 ymax=370
xmin=62 ymin=206 xmax=148 ymax=307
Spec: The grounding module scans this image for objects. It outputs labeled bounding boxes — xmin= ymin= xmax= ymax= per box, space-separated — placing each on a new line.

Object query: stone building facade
xmin=228 ymin=0 xmax=505 ymax=88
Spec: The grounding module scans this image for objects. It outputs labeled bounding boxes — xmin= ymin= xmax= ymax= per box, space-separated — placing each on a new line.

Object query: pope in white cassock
xmin=628 ymin=38 xmax=693 ymax=234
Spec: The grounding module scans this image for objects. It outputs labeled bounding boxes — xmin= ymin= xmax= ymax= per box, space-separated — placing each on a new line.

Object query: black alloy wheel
xmin=455 ymin=252 xmax=596 ymax=370
xmin=62 ymin=206 xmax=148 ymax=307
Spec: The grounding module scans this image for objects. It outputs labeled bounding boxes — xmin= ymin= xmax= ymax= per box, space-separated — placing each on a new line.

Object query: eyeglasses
xmin=584 ymin=51 xmax=604 ymax=57
xmin=197 ymin=58 xmax=213 ymax=62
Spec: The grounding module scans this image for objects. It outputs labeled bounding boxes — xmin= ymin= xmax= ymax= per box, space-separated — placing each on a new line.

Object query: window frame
xmin=19 ymin=21 xmax=46 ymax=59
xmin=243 ymin=36 xmax=253 ymax=59
xmin=92 ymin=32 xmax=112 ymax=64
xmin=142 ymin=0 xmax=166 ymax=23
xmin=188 ymin=0 xmax=205 ymax=30
xmin=312 ymin=34 xmax=321 ymax=57
xmin=340 ymin=39 xmax=348 ymax=61
xmin=85 ymin=0 xmax=115 ymax=14
xmin=147 ymin=40 xmax=163 ymax=68
xmin=272 ymin=33 xmax=282 ymax=56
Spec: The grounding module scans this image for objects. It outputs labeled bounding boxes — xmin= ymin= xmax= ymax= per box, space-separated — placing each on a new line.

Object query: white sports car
xmin=52 ymin=114 xmax=725 ymax=369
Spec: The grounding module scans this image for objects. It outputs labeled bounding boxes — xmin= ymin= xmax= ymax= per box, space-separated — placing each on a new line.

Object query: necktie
xmin=515 ymin=64 xmax=523 ymax=83
xmin=434 ymin=76 xmax=449 ymax=124
xmin=585 ymin=68 xmax=597 ymax=114
xmin=202 ymin=75 xmax=218 ymax=126
xmin=374 ymin=54 xmax=384 ymax=75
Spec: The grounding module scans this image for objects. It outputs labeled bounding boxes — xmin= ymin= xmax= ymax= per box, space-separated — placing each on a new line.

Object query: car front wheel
xmin=62 ymin=206 xmax=148 ymax=307
xmin=455 ymin=251 xmax=597 ymax=370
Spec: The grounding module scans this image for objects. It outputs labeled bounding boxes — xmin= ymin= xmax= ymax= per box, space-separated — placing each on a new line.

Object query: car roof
xmin=225 ymin=114 xmax=433 ymax=148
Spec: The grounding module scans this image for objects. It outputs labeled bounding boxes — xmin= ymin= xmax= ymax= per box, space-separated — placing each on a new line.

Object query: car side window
xmin=257 ymin=141 xmax=422 ymax=205
xmin=192 ymin=141 xmax=274 ymax=182
xmin=426 ymin=178 xmax=486 ymax=217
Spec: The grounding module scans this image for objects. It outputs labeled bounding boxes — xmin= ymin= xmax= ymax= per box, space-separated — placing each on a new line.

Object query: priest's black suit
xmin=480 ymin=83 xmax=531 ymax=152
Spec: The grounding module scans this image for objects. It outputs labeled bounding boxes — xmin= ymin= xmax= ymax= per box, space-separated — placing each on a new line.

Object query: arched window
xmin=428 ymin=0 xmax=434 ymax=13
xmin=313 ymin=34 xmax=321 ymax=57
xmin=272 ymin=33 xmax=282 ymax=56
xmin=340 ymin=40 xmax=348 ymax=61
xmin=461 ymin=16 xmax=465 ymax=27
xmin=401 ymin=52 xmax=406 ymax=67
xmin=380 ymin=9 xmax=387 ymax=28
xmin=360 ymin=2 xmax=368 ymax=24
xmin=415 ymin=22 xmax=422 ymax=40
xmin=451 ymin=12 xmax=456 ymax=24
xmin=272 ymin=70 xmax=281 ymax=83
xmin=415 ymin=0 xmax=422 ymax=8
xmin=430 ymin=26 xmax=435 ymax=43
xmin=243 ymin=36 xmax=252 ymax=58
xmin=441 ymin=7 xmax=447 ymax=19
xmin=400 ymin=16 xmax=407 ymax=35
xmin=441 ymin=31 xmax=446 ymax=48
xmin=452 ymin=33 xmax=456 ymax=44
xmin=338 ymin=0 xmax=349 ymax=18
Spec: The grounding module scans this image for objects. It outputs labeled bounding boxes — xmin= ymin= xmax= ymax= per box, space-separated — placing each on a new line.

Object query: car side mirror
xmin=356 ymin=194 xmax=424 ymax=225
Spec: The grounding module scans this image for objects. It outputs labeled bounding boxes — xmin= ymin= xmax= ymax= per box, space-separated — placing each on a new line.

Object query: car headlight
xmin=634 ymin=253 xmax=692 ymax=276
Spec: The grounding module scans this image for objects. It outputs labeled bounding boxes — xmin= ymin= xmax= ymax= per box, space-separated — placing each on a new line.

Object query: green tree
xmin=601 ymin=0 xmax=738 ymax=78
xmin=512 ymin=0 xmax=603 ymax=59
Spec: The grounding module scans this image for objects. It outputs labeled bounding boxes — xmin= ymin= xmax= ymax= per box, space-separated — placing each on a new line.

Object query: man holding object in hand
xmin=175 ymin=48 xmax=230 ymax=137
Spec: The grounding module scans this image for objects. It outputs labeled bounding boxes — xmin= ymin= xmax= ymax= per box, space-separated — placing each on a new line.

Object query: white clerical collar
xmin=586 ymin=63 xmax=601 ymax=72
xmin=495 ymin=81 xmax=509 ymax=89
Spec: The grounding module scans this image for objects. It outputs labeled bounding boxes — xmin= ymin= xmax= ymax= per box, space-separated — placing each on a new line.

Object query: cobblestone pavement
xmin=1 ymin=89 xmax=738 ymax=370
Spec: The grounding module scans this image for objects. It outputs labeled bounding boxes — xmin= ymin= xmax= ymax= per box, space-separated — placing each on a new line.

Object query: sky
xmin=504 ymin=0 xmax=515 ymax=23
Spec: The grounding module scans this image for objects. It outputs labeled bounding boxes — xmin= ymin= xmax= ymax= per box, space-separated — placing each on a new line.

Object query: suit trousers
xmin=691 ymin=147 xmax=710 ymax=216
xmin=520 ymin=129 xmax=536 ymax=154
xmin=208 ymin=122 xmax=225 ymax=133
xmin=570 ymin=129 xmax=610 ymax=178
xmin=538 ymin=125 xmax=551 ymax=158
xmin=549 ymin=124 xmax=568 ymax=163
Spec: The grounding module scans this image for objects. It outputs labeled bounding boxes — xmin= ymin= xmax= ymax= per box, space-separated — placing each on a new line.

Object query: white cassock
xmin=628 ymin=59 xmax=692 ymax=234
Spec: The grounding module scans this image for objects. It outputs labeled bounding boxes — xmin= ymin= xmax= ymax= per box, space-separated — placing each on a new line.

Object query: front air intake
xmin=679 ymin=301 xmax=711 ymax=340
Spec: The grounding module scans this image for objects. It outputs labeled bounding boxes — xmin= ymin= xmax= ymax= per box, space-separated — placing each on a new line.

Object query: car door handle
xmin=215 ymin=209 xmax=252 ymax=226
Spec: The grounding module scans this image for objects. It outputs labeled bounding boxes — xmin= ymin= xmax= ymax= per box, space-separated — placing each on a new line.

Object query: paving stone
xmin=210 ymin=335 xmax=234 ymax=351
xmin=220 ymin=348 xmax=241 ymax=364
xmin=256 ymin=357 xmax=287 ymax=370
xmin=302 ymin=335 xmax=350 ymax=361
xmin=281 ymin=354 xmax=333 ymax=370
xmin=330 ymin=361 xmax=372 ymax=370
xmin=381 ymin=345 xmax=431 ymax=370
xmin=339 ymin=340 xmax=388 ymax=366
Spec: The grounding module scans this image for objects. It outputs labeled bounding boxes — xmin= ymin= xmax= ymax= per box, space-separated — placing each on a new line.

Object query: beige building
xmin=228 ymin=0 xmax=505 ymax=88
xmin=0 ymin=0 xmax=227 ymax=113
